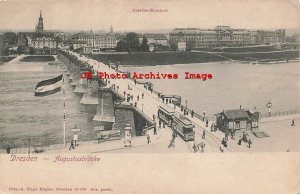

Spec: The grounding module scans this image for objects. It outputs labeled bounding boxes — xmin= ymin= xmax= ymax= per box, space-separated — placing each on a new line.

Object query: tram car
xmin=157 ymin=105 xmax=175 ymax=127
xmin=158 ymin=106 xmax=195 ymax=141
xmin=171 ymin=113 xmax=195 ymax=141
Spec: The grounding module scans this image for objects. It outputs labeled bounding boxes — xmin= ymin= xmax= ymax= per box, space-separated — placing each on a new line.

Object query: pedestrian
xmin=147 ymin=134 xmax=151 ymax=144
xmin=123 ymin=91 xmax=126 ymax=97
xmin=238 ymin=137 xmax=242 ymax=145
xmin=202 ymin=130 xmax=206 ymax=139
xmin=210 ymin=123 xmax=214 ymax=132
xmin=142 ymin=93 xmax=144 ymax=99
xmin=242 ymin=132 xmax=247 ymax=142
xmin=131 ymin=95 xmax=133 ymax=101
xmin=5 ymin=146 xmax=11 ymax=154
xmin=168 ymin=138 xmax=175 ymax=148
xmin=221 ymin=138 xmax=226 ymax=147
xmin=220 ymin=144 xmax=224 ymax=153
xmin=73 ymin=132 xmax=78 ymax=147
xmin=117 ymin=86 xmax=119 ymax=91
xmin=248 ymin=138 xmax=252 ymax=148
xmin=153 ymin=114 xmax=156 ymax=121
xmin=69 ymin=140 xmax=75 ymax=150
xmin=193 ymin=143 xmax=197 ymax=153
xmin=153 ymin=126 xmax=157 ymax=135
xmin=137 ymin=95 xmax=139 ymax=101
xmin=191 ymin=110 xmax=194 ymax=118
xmin=200 ymin=142 xmax=205 ymax=152
xmin=225 ymin=132 xmax=228 ymax=141
xmin=291 ymin=119 xmax=295 ymax=126
xmin=159 ymin=120 xmax=162 ymax=128
xmin=206 ymin=120 xmax=209 ymax=127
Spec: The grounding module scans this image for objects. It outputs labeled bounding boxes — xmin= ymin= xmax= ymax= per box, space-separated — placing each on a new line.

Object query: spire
xmin=110 ymin=25 xmax=113 ymax=33
xmin=40 ymin=10 xmax=42 ymax=18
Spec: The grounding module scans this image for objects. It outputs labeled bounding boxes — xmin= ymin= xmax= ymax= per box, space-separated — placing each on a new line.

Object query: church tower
xmin=35 ymin=10 xmax=44 ymax=33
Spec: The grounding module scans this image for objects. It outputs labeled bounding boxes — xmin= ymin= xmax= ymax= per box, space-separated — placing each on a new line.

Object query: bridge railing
xmin=259 ymin=110 xmax=300 ymax=118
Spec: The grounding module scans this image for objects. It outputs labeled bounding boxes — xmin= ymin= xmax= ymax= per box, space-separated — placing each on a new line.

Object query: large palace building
xmin=170 ymin=26 xmax=285 ymax=49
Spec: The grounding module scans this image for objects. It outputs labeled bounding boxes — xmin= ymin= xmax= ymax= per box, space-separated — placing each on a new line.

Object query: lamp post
xmin=185 ymin=100 xmax=187 ymax=115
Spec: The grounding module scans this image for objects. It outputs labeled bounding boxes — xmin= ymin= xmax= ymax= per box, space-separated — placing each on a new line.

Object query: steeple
xmin=110 ymin=25 xmax=113 ymax=33
xmin=36 ymin=10 xmax=44 ymax=33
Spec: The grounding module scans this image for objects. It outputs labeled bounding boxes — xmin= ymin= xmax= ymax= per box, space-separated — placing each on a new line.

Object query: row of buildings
xmin=169 ymin=26 xmax=286 ymax=50
xmin=0 ymin=11 xmax=291 ymax=56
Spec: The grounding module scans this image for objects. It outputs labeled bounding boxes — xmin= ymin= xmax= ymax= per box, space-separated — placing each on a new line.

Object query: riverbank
xmin=0 ymin=56 xmax=15 ymax=64
xmin=91 ymin=49 xmax=299 ymax=66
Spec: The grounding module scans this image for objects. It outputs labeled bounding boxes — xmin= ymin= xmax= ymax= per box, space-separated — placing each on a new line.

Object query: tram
xmin=157 ymin=105 xmax=175 ymax=127
xmin=158 ymin=106 xmax=195 ymax=141
xmin=171 ymin=113 xmax=195 ymax=141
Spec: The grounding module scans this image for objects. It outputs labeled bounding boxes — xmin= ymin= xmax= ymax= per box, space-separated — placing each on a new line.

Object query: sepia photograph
xmin=0 ymin=0 xmax=299 ymax=193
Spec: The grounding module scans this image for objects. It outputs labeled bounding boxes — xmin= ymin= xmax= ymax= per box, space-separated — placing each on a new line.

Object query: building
xmin=72 ymin=29 xmax=117 ymax=50
xmin=170 ymin=26 xmax=285 ymax=49
xmin=72 ymin=32 xmax=95 ymax=47
xmin=216 ymin=109 xmax=259 ymax=133
xmin=138 ymin=34 xmax=168 ymax=46
xmin=27 ymin=33 xmax=57 ymax=54
xmin=94 ymin=33 xmax=117 ymax=49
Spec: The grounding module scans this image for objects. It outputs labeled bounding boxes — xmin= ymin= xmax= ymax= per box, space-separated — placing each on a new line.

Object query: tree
xmin=124 ymin=32 xmax=140 ymax=53
xmin=29 ymin=47 xmax=35 ymax=55
xmin=17 ymin=46 xmax=26 ymax=54
xmin=2 ymin=47 xmax=9 ymax=56
xmin=116 ymin=39 xmax=127 ymax=52
xmin=140 ymin=37 xmax=149 ymax=52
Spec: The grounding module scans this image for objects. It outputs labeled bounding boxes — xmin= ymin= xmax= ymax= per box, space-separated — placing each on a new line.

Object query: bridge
xmin=56 ymin=50 xmax=231 ymax=153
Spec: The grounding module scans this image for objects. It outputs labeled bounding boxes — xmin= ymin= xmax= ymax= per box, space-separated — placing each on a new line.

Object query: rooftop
xmin=223 ymin=109 xmax=251 ymax=121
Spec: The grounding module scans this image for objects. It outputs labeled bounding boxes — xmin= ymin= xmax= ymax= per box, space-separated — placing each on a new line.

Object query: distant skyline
xmin=0 ymin=0 xmax=299 ymax=32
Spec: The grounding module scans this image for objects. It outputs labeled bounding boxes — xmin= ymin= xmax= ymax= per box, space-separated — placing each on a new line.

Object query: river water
xmin=0 ymin=59 xmax=299 ymax=149
xmin=0 ymin=60 xmax=95 ymax=149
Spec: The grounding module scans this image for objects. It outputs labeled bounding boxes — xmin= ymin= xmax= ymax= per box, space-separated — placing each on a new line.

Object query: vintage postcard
xmin=0 ymin=0 xmax=299 ymax=193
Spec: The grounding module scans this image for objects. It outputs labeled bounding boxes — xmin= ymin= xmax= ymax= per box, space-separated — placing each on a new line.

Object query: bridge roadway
xmin=70 ymin=51 xmax=226 ymax=153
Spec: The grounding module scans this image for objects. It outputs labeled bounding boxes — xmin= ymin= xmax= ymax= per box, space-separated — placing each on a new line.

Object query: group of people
xmin=237 ymin=132 xmax=252 ymax=148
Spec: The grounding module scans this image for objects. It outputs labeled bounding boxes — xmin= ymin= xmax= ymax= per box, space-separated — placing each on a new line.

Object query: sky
xmin=0 ymin=0 xmax=299 ymax=32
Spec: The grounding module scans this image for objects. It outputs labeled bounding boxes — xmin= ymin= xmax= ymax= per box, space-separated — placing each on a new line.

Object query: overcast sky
xmin=0 ymin=0 xmax=299 ymax=32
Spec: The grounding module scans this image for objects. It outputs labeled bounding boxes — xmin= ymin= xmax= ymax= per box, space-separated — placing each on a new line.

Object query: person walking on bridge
xmin=291 ymin=119 xmax=295 ymax=126
xmin=147 ymin=134 xmax=151 ymax=144
xmin=248 ymin=138 xmax=252 ymax=148
xmin=142 ymin=93 xmax=144 ymax=99
xmin=202 ymin=130 xmax=206 ymax=139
